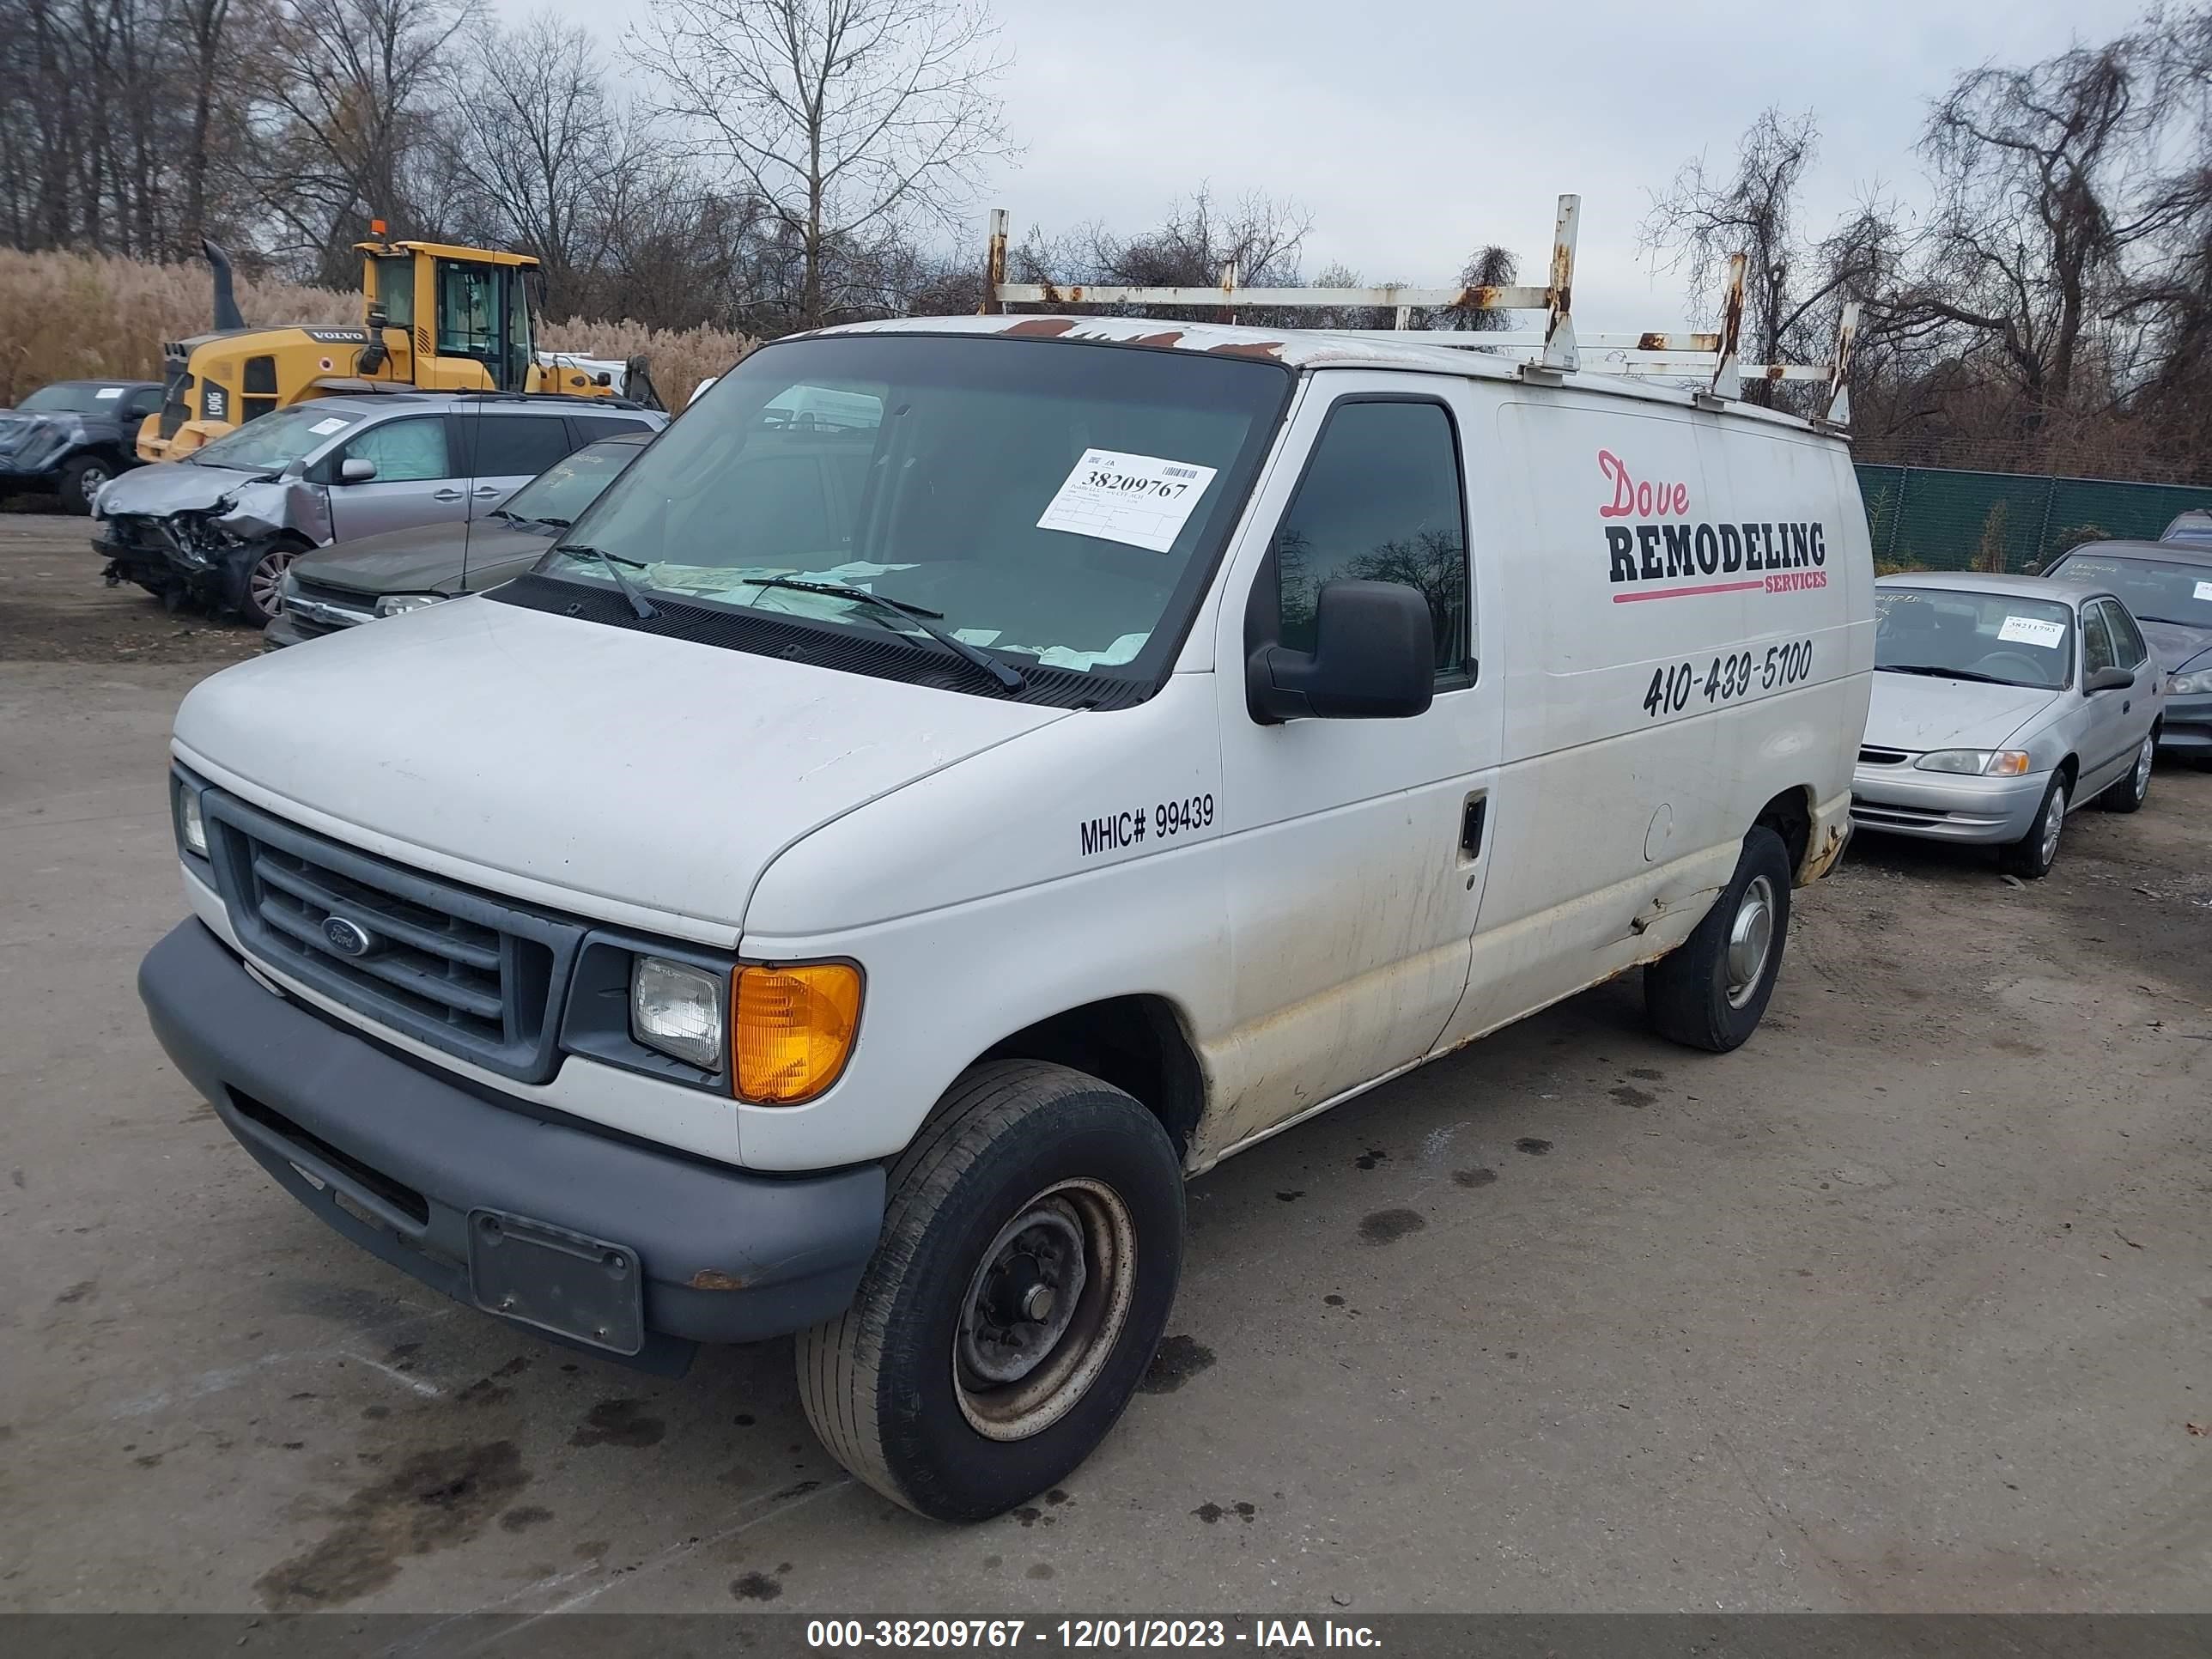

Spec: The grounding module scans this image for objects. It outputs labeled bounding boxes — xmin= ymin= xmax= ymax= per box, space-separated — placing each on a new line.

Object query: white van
xmin=138 ymin=216 xmax=1873 ymax=1521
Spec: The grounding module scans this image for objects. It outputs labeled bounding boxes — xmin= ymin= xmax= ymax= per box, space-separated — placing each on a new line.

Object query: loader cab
xmin=359 ymin=240 xmax=539 ymax=395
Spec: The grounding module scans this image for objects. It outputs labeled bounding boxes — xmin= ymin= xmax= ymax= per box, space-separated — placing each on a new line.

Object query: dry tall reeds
xmin=0 ymin=249 xmax=755 ymax=413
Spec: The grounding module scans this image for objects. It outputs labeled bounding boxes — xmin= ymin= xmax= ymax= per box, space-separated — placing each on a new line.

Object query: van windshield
xmin=189 ymin=404 xmax=361 ymax=472
xmin=534 ymin=333 xmax=1291 ymax=682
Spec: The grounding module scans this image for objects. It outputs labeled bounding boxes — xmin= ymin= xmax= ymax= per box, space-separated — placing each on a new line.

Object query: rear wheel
xmin=797 ymin=1060 xmax=1183 ymax=1522
xmin=1999 ymin=775 xmax=2069 ymax=878
xmin=58 ymin=454 xmax=112 ymax=514
xmin=2097 ymin=732 xmax=2155 ymax=813
xmin=1645 ymin=825 xmax=1793 ymax=1053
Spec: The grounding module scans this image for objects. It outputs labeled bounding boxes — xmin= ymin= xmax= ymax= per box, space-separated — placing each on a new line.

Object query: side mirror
xmin=594 ymin=371 xmax=612 ymax=387
xmin=339 ymin=457 xmax=378 ymax=483
xmin=2087 ymin=665 xmax=2133 ymax=693
xmin=1249 ymin=580 xmax=1435 ymax=723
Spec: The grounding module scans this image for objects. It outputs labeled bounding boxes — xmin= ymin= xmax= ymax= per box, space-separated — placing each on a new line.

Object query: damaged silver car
xmin=93 ymin=392 xmax=659 ymax=624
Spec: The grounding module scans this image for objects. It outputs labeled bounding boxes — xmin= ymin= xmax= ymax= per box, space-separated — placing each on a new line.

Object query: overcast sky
xmin=519 ymin=0 xmax=2148 ymax=336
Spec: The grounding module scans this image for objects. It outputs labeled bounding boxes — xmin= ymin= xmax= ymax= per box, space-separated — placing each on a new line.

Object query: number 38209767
xmin=1641 ymin=639 xmax=1814 ymax=719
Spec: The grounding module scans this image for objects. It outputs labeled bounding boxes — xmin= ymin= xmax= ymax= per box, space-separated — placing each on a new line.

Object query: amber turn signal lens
xmin=733 ymin=963 xmax=862 ymax=1104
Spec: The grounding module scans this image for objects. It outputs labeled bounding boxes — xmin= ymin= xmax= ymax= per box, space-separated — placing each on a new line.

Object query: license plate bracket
xmin=467 ymin=1209 xmax=645 ymax=1356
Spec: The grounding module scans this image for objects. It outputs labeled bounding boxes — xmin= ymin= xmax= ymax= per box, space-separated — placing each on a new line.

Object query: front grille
xmin=283 ymin=575 xmax=374 ymax=635
xmin=201 ymin=788 xmax=583 ymax=1082
xmin=1850 ymin=802 xmax=1948 ymax=828
xmin=1857 ymin=745 xmax=1911 ymax=765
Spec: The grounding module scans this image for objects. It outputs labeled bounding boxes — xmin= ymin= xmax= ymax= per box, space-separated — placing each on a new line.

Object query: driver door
xmin=1202 ymin=379 xmax=1502 ymax=1155
xmin=324 ymin=415 xmax=464 ymax=542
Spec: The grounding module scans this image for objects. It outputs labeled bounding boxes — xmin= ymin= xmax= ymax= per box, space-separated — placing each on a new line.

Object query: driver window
xmin=339 ymin=417 xmax=450 ymax=483
xmin=2079 ymin=605 xmax=2118 ymax=677
xmin=1272 ymin=399 xmax=1469 ymax=681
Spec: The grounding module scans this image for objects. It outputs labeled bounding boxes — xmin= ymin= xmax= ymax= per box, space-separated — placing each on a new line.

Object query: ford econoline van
xmin=138 ymin=258 xmax=1874 ymax=1520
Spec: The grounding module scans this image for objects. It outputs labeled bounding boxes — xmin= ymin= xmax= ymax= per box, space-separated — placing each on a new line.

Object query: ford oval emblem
xmin=322 ymin=915 xmax=374 ymax=957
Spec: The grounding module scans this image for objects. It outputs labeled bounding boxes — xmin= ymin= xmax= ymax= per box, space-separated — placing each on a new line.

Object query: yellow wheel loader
xmin=137 ymin=229 xmax=659 ymax=463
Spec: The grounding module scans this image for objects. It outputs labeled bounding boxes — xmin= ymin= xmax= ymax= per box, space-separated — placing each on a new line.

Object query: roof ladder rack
xmin=980 ymin=191 xmax=1856 ymax=427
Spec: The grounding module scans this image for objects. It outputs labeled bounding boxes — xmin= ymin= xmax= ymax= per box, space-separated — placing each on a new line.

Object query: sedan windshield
xmin=499 ymin=438 xmax=643 ymax=526
xmin=1876 ymin=587 xmax=2074 ymax=690
xmin=189 ymin=404 xmax=362 ymax=472
xmin=535 ymin=333 xmax=1291 ymax=681
xmin=18 ymin=384 xmax=133 ymax=414
xmin=2045 ymin=550 xmax=2212 ymax=629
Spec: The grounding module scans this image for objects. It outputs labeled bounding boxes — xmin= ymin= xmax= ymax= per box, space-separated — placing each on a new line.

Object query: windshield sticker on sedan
xmin=2196 ymin=580 xmax=2212 ymax=601
xmin=308 ymin=416 xmax=349 ymax=435
xmin=1036 ymin=449 xmax=1218 ymax=554
xmin=1997 ymin=616 xmax=2067 ymax=647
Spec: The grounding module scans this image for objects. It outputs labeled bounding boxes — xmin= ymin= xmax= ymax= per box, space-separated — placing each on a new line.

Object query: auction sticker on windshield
xmin=2196 ymin=580 xmax=2212 ymax=601
xmin=1997 ymin=616 xmax=2067 ymax=647
xmin=1036 ymin=449 xmax=1217 ymax=554
xmin=309 ymin=416 xmax=350 ymax=435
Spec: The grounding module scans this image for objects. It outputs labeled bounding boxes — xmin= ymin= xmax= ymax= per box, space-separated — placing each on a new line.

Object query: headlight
xmin=2170 ymin=669 xmax=2212 ymax=696
xmin=176 ymin=783 xmax=208 ymax=857
xmin=374 ymin=593 xmax=447 ymax=618
xmin=735 ymin=963 xmax=862 ymax=1104
xmin=1914 ymin=749 xmax=2032 ymax=775
xmin=630 ymin=955 xmax=725 ymax=1070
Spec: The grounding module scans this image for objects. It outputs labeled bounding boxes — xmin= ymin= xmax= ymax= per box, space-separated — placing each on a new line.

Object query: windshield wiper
xmin=1878 ymin=663 xmax=2018 ymax=685
xmin=2135 ymin=615 xmax=2198 ymax=627
xmin=739 ymin=576 xmax=1025 ymax=692
xmin=552 ymin=543 xmax=657 ymax=619
xmin=495 ymin=508 xmax=569 ymax=530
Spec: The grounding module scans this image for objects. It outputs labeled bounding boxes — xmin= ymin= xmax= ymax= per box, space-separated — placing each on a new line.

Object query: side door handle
xmin=472 ymin=485 xmax=501 ymax=497
xmin=432 ymin=488 xmax=464 ymax=502
xmin=1460 ymin=794 xmax=1487 ymax=859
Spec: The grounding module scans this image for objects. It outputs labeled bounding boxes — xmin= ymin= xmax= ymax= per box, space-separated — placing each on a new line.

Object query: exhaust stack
xmin=203 ymin=239 xmax=245 ymax=331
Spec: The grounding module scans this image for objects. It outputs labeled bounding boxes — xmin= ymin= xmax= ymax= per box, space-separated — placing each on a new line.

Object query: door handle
xmin=433 ymin=488 xmax=464 ymax=502
xmin=1460 ymin=794 xmax=1487 ymax=859
xmin=472 ymin=486 xmax=501 ymax=497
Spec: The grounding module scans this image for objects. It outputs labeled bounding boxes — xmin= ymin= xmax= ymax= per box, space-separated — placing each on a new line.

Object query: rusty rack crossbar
xmin=981 ymin=194 xmax=1857 ymax=428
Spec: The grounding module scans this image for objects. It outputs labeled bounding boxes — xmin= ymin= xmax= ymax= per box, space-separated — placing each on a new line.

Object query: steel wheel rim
xmin=1724 ymin=874 xmax=1775 ymax=1009
xmin=954 ymin=1177 xmax=1135 ymax=1443
xmin=249 ymin=549 xmax=296 ymax=617
xmin=2040 ymin=788 xmax=2065 ymax=866
xmin=2134 ymin=737 xmax=2154 ymax=798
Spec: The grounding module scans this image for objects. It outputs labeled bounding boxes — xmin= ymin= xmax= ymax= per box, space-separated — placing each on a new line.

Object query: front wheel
xmin=229 ymin=540 xmax=302 ymax=627
xmin=1999 ymin=775 xmax=2069 ymax=878
xmin=1644 ymin=825 xmax=1793 ymax=1053
xmin=58 ymin=453 xmax=112 ymax=514
xmin=797 ymin=1060 xmax=1184 ymax=1522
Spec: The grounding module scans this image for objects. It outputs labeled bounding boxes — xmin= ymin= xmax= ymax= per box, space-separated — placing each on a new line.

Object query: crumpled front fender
xmin=211 ymin=477 xmax=331 ymax=544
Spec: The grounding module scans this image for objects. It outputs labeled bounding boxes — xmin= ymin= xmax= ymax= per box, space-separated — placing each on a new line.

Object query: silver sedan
xmin=1850 ymin=573 xmax=2165 ymax=878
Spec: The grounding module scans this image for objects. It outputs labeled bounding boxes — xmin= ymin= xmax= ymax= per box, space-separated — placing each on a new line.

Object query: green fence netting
xmin=1855 ymin=463 xmax=2212 ymax=574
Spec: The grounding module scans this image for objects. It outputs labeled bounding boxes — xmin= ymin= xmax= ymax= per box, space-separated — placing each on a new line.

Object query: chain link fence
xmin=1856 ymin=463 xmax=2212 ymax=574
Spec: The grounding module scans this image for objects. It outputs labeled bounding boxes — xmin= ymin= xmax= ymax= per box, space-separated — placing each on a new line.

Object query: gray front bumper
xmin=2158 ymin=696 xmax=2212 ymax=754
xmin=1850 ymin=763 xmax=2049 ymax=846
xmin=139 ymin=920 xmax=885 ymax=1371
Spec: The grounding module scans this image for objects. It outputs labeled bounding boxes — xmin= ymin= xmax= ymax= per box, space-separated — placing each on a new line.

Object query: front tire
xmin=1644 ymin=825 xmax=1793 ymax=1053
xmin=228 ymin=540 xmax=303 ymax=627
xmin=1999 ymin=775 xmax=2069 ymax=878
xmin=797 ymin=1060 xmax=1184 ymax=1522
xmin=58 ymin=453 xmax=112 ymax=514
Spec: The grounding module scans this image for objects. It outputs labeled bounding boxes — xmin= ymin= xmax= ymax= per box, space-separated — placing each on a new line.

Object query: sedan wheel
xmin=2099 ymin=732 xmax=2155 ymax=814
xmin=240 ymin=546 xmax=298 ymax=627
xmin=2000 ymin=776 xmax=2068 ymax=878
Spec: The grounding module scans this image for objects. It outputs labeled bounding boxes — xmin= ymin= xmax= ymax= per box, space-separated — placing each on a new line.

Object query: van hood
xmin=291 ymin=520 xmax=550 ymax=595
xmin=172 ymin=595 xmax=1072 ymax=938
xmin=1863 ymin=670 xmax=2056 ymax=751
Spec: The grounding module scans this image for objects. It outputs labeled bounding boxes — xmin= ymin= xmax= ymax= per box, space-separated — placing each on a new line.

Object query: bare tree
xmin=247 ymin=0 xmax=481 ymax=282
xmin=629 ymin=0 xmax=1012 ymax=331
